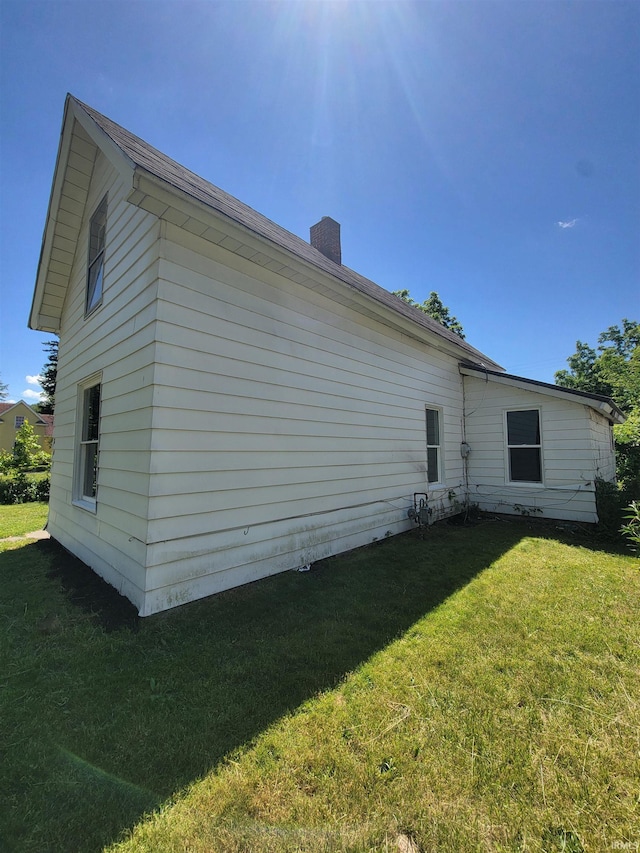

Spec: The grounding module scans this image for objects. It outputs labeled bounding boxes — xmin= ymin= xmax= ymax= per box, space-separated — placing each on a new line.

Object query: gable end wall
xmin=46 ymin=150 xmax=161 ymax=610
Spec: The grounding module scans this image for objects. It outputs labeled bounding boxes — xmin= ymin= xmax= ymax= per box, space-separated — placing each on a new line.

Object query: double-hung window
xmin=86 ymin=195 xmax=107 ymax=315
xmin=506 ymin=409 xmax=542 ymax=483
xmin=14 ymin=416 xmax=25 ymax=429
xmin=425 ymin=407 xmax=442 ymax=484
xmin=75 ymin=379 xmax=101 ymax=509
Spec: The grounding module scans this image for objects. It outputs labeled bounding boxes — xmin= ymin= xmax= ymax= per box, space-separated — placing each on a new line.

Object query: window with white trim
xmin=425 ymin=407 xmax=442 ymax=484
xmin=86 ymin=195 xmax=107 ymax=315
xmin=14 ymin=415 xmax=25 ymax=429
xmin=506 ymin=409 xmax=542 ymax=483
xmin=75 ymin=380 xmax=101 ymax=508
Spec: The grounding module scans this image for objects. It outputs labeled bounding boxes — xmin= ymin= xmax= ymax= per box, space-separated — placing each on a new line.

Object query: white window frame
xmin=425 ymin=406 xmax=444 ymax=486
xmin=86 ymin=195 xmax=107 ymax=316
xmin=73 ymin=375 xmax=102 ymax=512
xmin=504 ymin=407 xmax=544 ymax=485
xmin=14 ymin=415 xmax=25 ymax=429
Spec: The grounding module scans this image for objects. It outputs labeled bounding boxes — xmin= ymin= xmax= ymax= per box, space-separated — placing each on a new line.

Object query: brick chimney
xmin=310 ymin=216 xmax=341 ymax=265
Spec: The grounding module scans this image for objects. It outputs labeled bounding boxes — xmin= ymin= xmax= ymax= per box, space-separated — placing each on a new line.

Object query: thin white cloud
xmin=23 ymin=388 xmax=44 ymax=402
xmin=557 ymin=218 xmax=578 ymax=229
xmin=26 ymin=374 xmax=43 ymax=385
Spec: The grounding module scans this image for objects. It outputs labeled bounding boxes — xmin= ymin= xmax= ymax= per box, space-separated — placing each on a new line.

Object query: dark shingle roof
xmin=73 ymin=96 xmax=501 ymax=370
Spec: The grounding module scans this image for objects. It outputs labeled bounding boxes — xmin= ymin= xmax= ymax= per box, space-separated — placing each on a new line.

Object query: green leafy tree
xmin=555 ymin=319 xmax=640 ymax=497
xmin=393 ymin=289 xmax=465 ymax=339
xmin=10 ymin=420 xmax=50 ymax=472
xmin=39 ymin=339 xmax=58 ymax=414
xmin=555 ymin=319 xmax=640 ymax=413
xmin=0 ymin=375 xmax=8 ymax=401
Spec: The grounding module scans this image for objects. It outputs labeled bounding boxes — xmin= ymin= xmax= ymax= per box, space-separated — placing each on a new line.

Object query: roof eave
xmin=29 ymin=96 xmax=74 ymax=332
xmin=31 ymin=95 xmax=502 ymax=371
xmin=131 ymin=167 xmax=503 ymax=370
xmin=459 ymin=363 xmax=626 ymax=424
xmin=29 ymin=96 xmax=135 ymax=333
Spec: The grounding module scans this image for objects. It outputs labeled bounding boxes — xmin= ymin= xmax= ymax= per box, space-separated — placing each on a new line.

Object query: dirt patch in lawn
xmin=39 ymin=538 xmax=140 ymax=633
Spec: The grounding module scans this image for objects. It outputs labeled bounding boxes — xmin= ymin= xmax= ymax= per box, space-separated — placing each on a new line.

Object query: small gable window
xmin=14 ymin=415 xmax=25 ymax=429
xmin=506 ymin=409 xmax=542 ymax=483
xmin=86 ymin=195 xmax=107 ymax=315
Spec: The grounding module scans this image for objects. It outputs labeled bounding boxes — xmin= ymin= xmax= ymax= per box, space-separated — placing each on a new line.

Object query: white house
xmin=29 ymin=95 xmax=623 ymax=616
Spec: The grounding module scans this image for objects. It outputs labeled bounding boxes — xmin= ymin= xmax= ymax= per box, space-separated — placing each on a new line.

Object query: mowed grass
xmin=0 ymin=501 xmax=48 ymax=538
xmin=1 ymin=522 xmax=638 ymax=853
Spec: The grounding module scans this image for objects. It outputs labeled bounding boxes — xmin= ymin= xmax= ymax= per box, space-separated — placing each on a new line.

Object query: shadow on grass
xmin=0 ymin=518 xmax=625 ymax=852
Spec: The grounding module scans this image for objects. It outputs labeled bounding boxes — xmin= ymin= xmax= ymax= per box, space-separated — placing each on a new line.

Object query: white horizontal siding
xmin=463 ymin=375 xmax=599 ymax=522
xmin=47 ymin=150 xmax=160 ymax=597
xmin=135 ymin=227 xmax=465 ymax=610
xmin=142 ymin=500 xmax=407 ymax=615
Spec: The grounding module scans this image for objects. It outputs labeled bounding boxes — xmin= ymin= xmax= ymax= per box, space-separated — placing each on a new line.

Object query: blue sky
xmin=1 ymin=0 xmax=638 ymax=404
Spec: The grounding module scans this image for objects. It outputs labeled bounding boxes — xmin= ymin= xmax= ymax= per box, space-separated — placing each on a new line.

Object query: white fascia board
xmin=29 ymin=98 xmax=136 ymax=332
xmin=29 ymin=99 xmax=76 ymax=331
xmin=459 ymin=365 xmax=625 ymax=424
xmin=69 ymin=98 xmax=135 ymax=184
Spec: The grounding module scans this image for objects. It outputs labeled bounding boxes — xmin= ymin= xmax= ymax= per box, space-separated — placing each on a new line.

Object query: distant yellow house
xmin=0 ymin=401 xmax=53 ymax=454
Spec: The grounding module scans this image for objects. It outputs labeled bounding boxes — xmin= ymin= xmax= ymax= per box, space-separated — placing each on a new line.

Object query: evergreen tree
xmin=393 ymin=289 xmax=465 ymax=339
xmin=39 ymin=339 xmax=58 ymax=414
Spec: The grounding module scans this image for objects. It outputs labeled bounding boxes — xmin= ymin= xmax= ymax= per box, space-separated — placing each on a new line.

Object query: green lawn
xmin=0 ymin=501 xmax=48 ymax=538
xmin=1 ymin=521 xmax=638 ymax=853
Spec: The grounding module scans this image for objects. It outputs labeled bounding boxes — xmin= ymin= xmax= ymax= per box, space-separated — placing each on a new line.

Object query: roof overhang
xmin=127 ymin=168 xmax=504 ymax=368
xmin=459 ymin=363 xmax=626 ymax=424
xmin=29 ymin=95 xmax=502 ymax=372
xmin=29 ymin=96 xmax=134 ymax=333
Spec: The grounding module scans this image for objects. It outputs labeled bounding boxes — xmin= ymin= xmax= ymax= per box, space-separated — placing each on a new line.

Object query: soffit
xmin=30 ymin=119 xmax=98 ymax=331
xmin=30 ymin=98 xmax=135 ymax=333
